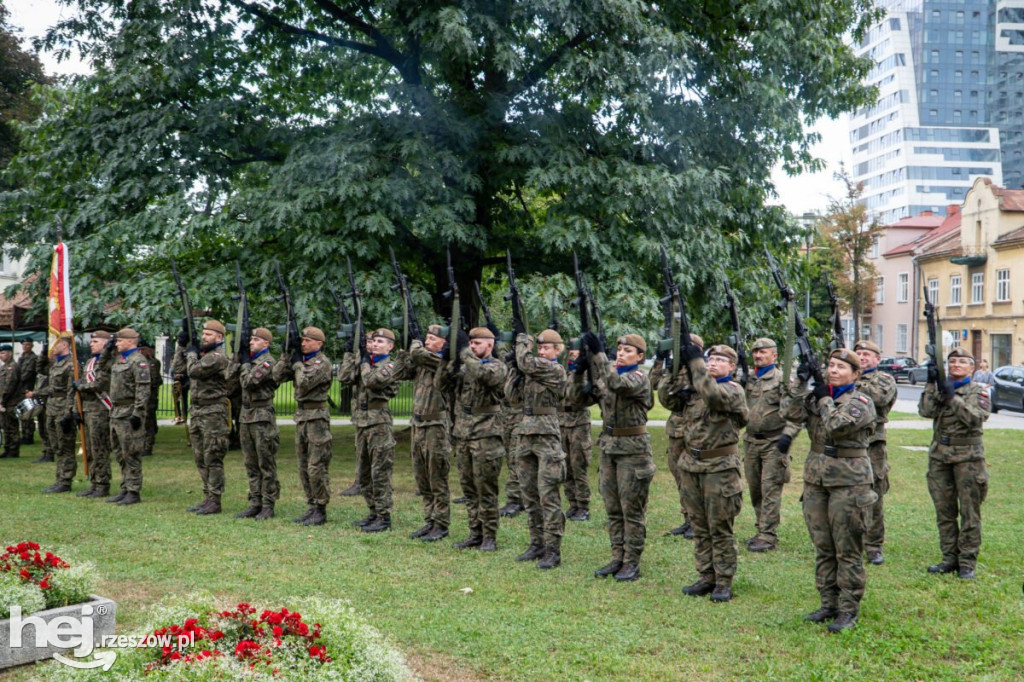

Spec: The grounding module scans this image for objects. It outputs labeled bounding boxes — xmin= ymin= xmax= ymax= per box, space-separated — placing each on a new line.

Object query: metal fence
xmin=155 ymin=371 xmax=415 ymax=418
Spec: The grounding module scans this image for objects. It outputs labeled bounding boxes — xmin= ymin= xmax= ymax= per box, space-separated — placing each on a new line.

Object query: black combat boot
xmin=187 ymin=497 xmax=210 ymax=513
xmin=352 ymin=513 xmax=377 ymax=527
xmin=537 ymin=547 xmax=561 ymax=569
xmin=827 ymin=612 xmax=858 ymax=633
xmin=89 ymin=485 xmax=110 ymax=499
xmin=927 ymin=561 xmax=958 ymax=574
xmin=710 ymin=585 xmax=733 ymax=602
xmin=42 ymin=482 xmax=72 ymax=494
xmin=613 ymin=563 xmax=641 ymax=582
xmin=866 ymin=550 xmax=884 ymax=565
xmin=422 ymin=526 xmax=448 ymax=542
xmin=748 ymin=539 xmax=776 ymax=553
xmin=254 ymin=505 xmax=274 ymax=521
xmin=293 ymin=506 xmax=316 ymax=523
xmin=195 ymin=496 xmax=222 ymax=515
xmin=682 ymin=578 xmax=715 ymax=597
xmin=958 ymin=566 xmax=976 ymax=579
xmin=304 ymin=505 xmax=327 ymax=526
xmin=234 ymin=503 xmax=262 ymax=519
xmin=106 ymin=491 xmax=127 ymax=504
xmin=453 ymin=535 xmax=482 ymax=549
xmin=479 ymin=537 xmax=497 ymax=552
xmin=410 ymin=523 xmax=433 ymax=539
xmin=594 ymin=560 xmax=623 ymax=578
xmin=117 ymin=491 xmax=141 ymax=506
xmin=361 ymin=513 xmax=390 ymax=533
xmin=498 ymin=501 xmax=522 ymax=517
xmin=33 ymin=454 xmax=53 ymax=463
xmin=339 ymin=481 xmax=360 ymax=497
xmin=515 ymin=543 xmax=545 ymax=561
xmin=76 ymin=485 xmax=98 ymax=498
xmin=804 ymin=606 xmax=839 ymax=623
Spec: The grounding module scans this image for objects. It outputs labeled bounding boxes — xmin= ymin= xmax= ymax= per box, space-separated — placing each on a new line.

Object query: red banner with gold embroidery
xmin=48 ymin=242 xmax=73 ymax=346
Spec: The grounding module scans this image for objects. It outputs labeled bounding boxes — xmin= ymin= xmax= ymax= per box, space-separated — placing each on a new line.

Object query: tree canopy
xmin=0 ymin=5 xmax=48 ymax=182
xmin=0 ymin=0 xmax=880 ymax=349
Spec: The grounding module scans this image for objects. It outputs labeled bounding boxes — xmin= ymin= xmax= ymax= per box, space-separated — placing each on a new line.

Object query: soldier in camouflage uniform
xmin=139 ymin=342 xmax=162 ymax=457
xmin=561 ymin=346 xmax=593 ymax=522
xmin=231 ymin=327 xmax=280 ymax=520
xmin=569 ymin=332 xmax=653 ymax=582
xmin=514 ymin=330 xmax=568 ymax=569
xmin=853 ymin=340 xmax=898 ymax=565
xmin=498 ymin=367 xmax=524 ymax=517
xmin=743 ymin=338 xmax=791 ymax=553
xmin=73 ymin=331 xmax=114 ymax=498
xmin=918 ymin=347 xmax=990 ymax=580
xmin=677 ymin=344 xmax=749 ymax=603
xmin=651 ymin=333 xmax=705 ymax=539
xmin=439 ymin=327 xmax=508 ymax=551
xmin=275 ymin=327 xmax=334 ymax=526
xmin=39 ymin=334 xmax=77 ymax=493
xmin=174 ymin=319 xmax=230 ymax=515
xmin=337 ymin=328 xmax=401 ymax=533
xmin=398 ymin=326 xmax=451 ymax=541
xmin=784 ymin=348 xmax=876 ymax=633
xmin=17 ymin=341 xmax=38 ymax=445
xmin=0 ymin=344 xmax=23 ymax=459
xmin=106 ymin=328 xmax=152 ymax=505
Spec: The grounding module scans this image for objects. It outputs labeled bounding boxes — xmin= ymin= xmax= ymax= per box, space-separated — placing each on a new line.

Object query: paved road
xmin=892 ymin=382 xmax=1024 ymax=429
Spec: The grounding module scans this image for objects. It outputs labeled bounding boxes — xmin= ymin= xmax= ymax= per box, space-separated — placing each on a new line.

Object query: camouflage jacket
xmin=919 ymin=379 xmax=989 ymax=464
xmin=567 ymin=353 xmax=651 ymax=456
xmin=36 ymin=353 xmax=74 ymax=413
xmin=337 ymin=351 xmax=399 ymax=427
xmin=559 ymin=361 xmax=591 ymax=428
xmin=182 ymin=345 xmax=229 ymax=415
xmin=654 ymin=359 xmax=698 ymax=440
xmin=108 ymin=348 xmax=152 ymax=420
xmin=77 ymin=350 xmax=113 ymax=413
xmin=676 ymin=357 xmax=749 ymax=474
xmin=785 ymin=383 xmax=876 ymax=487
xmin=233 ymin=349 xmax=278 ymax=424
xmin=440 ymin=349 xmax=507 ymax=440
xmin=402 ymin=340 xmax=447 ymax=427
xmin=145 ymin=354 xmax=162 ymax=409
xmin=0 ymin=358 xmax=21 ymax=406
xmin=17 ymin=351 xmax=37 ymax=394
xmin=744 ymin=364 xmax=788 ymax=442
xmin=855 ymin=368 xmax=897 ymax=443
xmin=513 ymin=334 xmax=566 ymax=437
xmin=274 ymin=350 xmax=333 ymax=423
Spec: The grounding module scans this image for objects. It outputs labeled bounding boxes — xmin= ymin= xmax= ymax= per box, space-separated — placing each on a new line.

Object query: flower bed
xmin=46 ymin=594 xmax=412 ymax=681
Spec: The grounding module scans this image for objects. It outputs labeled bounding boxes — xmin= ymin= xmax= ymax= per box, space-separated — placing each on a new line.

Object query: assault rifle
xmin=923 ymin=283 xmax=946 ymax=386
xmin=572 ymin=251 xmax=597 ymax=394
xmin=389 ymin=247 xmax=423 ymax=350
xmin=233 ymin=262 xmax=252 ymax=363
xmin=765 ymin=247 xmax=823 ymax=388
xmin=474 ymin=281 xmax=501 ymax=339
xmin=171 ymin=259 xmax=199 ymax=350
xmin=548 ymin=295 xmax=560 ymax=333
xmin=826 ymin=277 xmax=845 ymax=352
xmin=328 ymin=283 xmax=355 ymax=352
xmin=441 ymin=248 xmax=460 ymax=367
xmin=345 ymin=256 xmax=365 ymax=358
xmin=274 ymin=262 xmax=301 ymax=356
xmin=657 ymin=245 xmax=690 ymax=378
xmin=723 ymin=275 xmax=749 ymax=386
xmin=504 ymin=253 xmax=529 ymax=342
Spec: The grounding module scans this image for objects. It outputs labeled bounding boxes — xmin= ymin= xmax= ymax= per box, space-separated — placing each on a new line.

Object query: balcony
xmin=950 ymin=246 xmax=987 ymax=267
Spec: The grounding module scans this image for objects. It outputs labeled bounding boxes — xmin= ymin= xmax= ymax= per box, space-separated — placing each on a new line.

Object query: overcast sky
xmin=7 ymin=0 xmax=851 ymax=217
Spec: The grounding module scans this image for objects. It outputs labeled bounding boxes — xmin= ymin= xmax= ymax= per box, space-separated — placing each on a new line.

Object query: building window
xmin=997 ymin=269 xmax=1010 ymax=302
xmin=928 ymin=278 xmax=939 ymax=305
xmin=876 ymin=325 xmax=884 ymax=349
xmin=896 ymin=324 xmax=908 ymax=353
xmin=898 ymin=272 xmax=909 ymax=302
xmin=876 ymin=276 xmax=885 ymax=304
xmin=971 ymin=272 xmax=984 ymax=304
xmin=992 ymin=333 xmax=1012 ymax=368
xmin=951 ymin=274 xmax=962 ymax=304
xmin=870 ymin=235 xmax=880 ymax=258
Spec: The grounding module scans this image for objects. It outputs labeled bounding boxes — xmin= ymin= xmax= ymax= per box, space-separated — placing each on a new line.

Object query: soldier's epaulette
xmin=857 ymin=395 xmax=869 ymax=404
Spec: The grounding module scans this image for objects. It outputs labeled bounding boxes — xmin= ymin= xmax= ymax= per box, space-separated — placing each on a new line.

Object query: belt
xmin=193 ymin=398 xmax=226 ymax=407
xmin=939 ymin=435 xmax=982 ymax=446
xmin=689 ymin=444 xmax=739 ymax=459
xmin=562 ymin=405 xmax=578 ymax=413
xmin=298 ymin=400 xmax=328 ymax=409
xmin=243 ymin=399 xmax=273 ymax=409
xmin=821 ymin=446 xmax=868 ymax=458
xmin=602 ymin=425 xmax=647 ymax=437
xmin=413 ymin=412 xmax=444 ymax=422
xmin=524 ymin=407 xmax=557 ymax=416
xmin=749 ymin=429 xmax=783 ymax=441
xmin=463 ymin=404 xmax=501 ymax=416
xmin=358 ymin=400 xmax=389 ymax=410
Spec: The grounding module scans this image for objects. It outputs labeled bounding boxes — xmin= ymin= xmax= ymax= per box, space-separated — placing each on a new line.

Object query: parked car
xmin=879 ymin=356 xmax=919 ymax=382
xmin=991 ymin=365 xmax=1024 ymax=413
xmin=907 ymin=359 xmax=937 ymax=385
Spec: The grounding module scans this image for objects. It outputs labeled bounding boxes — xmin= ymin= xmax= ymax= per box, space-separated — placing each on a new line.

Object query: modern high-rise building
xmin=849 ymin=0 xmax=1013 ymax=224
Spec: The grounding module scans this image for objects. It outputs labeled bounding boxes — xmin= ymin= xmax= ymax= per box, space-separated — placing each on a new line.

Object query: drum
xmin=15 ymin=398 xmax=43 ymax=422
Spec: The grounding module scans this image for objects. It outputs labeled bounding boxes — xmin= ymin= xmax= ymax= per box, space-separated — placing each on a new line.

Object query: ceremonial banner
xmin=48 ymin=242 xmax=89 ymax=473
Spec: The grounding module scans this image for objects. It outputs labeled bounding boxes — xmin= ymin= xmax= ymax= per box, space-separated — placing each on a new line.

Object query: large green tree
xmin=0 ymin=5 xmax=48 ymax=183
xmin=0 ymin=0 xmax=879 ymax=347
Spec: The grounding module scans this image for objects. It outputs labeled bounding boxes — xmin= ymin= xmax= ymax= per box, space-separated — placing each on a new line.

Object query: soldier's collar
xmin=302 ymin=350 xmax=321 ymax=361
xmin=251 ymin=348 xmax=269 ymax=361
xmin=953 ymin=376 xmax=971 ymax=389
xmin=56 ymin=353 xmax=69 ymax=362
xmin=830 ymin=383 xmax=855 ymax=400
xmin=616 ymin=363 xmax=638 ymax=375
xmin=755 ymin=364 xmax=775 ymax=378
xmin=861 ymin=367 xmax=877 ymax=375
xmin=120 ymin=348 xmax=139 ymax=359
xmin=371 ymin=353 xmax=390 ymax=364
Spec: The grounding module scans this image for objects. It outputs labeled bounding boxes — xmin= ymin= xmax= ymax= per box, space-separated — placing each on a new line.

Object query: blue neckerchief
xmin=434 ymin=350 xmax=444 ymax=357
xmin=861 ymin=367 xmax=876 ymax=375
xmin=567 ymin=361 xmax=576 ymax=372
xmin=953 ymin=377 xmax=971 ymax=389
xmin=56 ymin=353 xmax=69 ymax=363
xmin=617 ymin=363 xmax=638 ymax=375
xmin=303 ymin=350 xmax=320 ymax=362
xmin=756 ymin=364 xmax=775 ymax=378
xmin=251 ymin=349 xmax=269 ymax=361
xmin=716 ymin=375 xmax=732 ymax=384
xmin=549 ymin=357 xmax=559 ymax=363
xmin=480 ymin=358 xmax=492 ymax=364
xmin=91 ymin=354 xmax=101 ymax=360
xmin=371 ymin=353 xmax=390 ymax=364
xmin=120 ymin=348 xmax=139 ymax=360
xmin=831 ymin=384 xmax=855 ymax=400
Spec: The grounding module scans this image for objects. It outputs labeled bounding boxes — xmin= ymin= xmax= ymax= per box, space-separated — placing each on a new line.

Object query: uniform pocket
xmin=634 ymin=461 xmax=657 ymax=481
xmin=853 ymin=489 xmax=879 ymax=535
xmin=976 ymin=468 xmax=990 ymax=503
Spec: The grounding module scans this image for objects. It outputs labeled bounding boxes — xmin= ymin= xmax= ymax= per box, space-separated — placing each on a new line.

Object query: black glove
xmin=656 ymin=346 xmax=670 ymax=362
xmin=776 ymin=434 xmax=793 ymax=455
xmin=456 ymin=330 xmax=470 ymax=356
xmin=72 ymin=380 xmax=82 ymax=391
xmin=941 ymin=379 xmax=956 ymax=400
xmin=927 ymin=362 xmax=939 ymax=384
xmin=238 ymin=345 xmax=251 ymax=365
xmin=185 ymin=345 xmax=199 ymax=357
xmin=811 ymin=380 xmax=830 ymax=401
xmin=291 ymin=351 xmax=303 ymax=366
xmin=129 ymin=415 xmax=142 ymax=431
xmin=59 ymin=415 xmax=74 ymax=434
xmin=579 ymin=331 xmax=602 ymax=355
xmin=573 ymin=353 xmax=590 ymax=375
xmin=681 ymin=342 xmax=703 ymax=363
xmin=663 ymin=356 xmax=673 ymax=375
xmin=796 ymin=361 xmax=812 ymax=383
xmin=105 ymin=335 xmax=117 ymax=351
xmin=512 ymin=317 xmax=527 ymax=338
xmin=71 ymin=411 xmax=83 ymax=427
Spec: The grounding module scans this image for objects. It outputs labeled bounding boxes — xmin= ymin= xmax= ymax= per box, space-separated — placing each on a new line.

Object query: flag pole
xmin=53 ymin=229 xmax=89 ymax=476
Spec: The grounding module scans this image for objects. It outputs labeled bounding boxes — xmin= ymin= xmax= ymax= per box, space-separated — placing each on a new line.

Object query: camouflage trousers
xmin=21 ymin=409 xmax=35 ymax=442
xmin=666 ymin=438 xmax=688 ymax=521
xmin=188 ymin=405 xmax=229 ymax=498
xmin=142 ymin=401 xmax=158 ymax=456
xmin=743 ymin=437 xmax=791 ymax=544
xmin=357 ymin=423 xmax=396 ymax=516
xmin=456 ymin=436 xmax=503 ymax=540
xmin=83 ymin=408 xmax=111 ymax=487
xmin=2 ymin=407 xmax=21 ymax=456
xmin=46 ymin=407 xmax=77 ymax=485
xmin=502 ymin=421 xmax=521 ymax=504
xmin=241 ymin=420 xmax=280 ymax=507
xmin=926 ymin=458 xmax=988 ymax=571
xmin=412 ymin=423 xmax=450 ymax=530
xmin=680 ymin=467 xmax=743 ymax=586
xmin=296 ymin=418 xmax=333 ymax=507
xmin=802 ymin=483 xmax=876 ymax=615
xmin=110 ymin=417 xmax=145 ymax=493
xmin=599 ymin=451 xmax=656 ymax=564
xmin=518 ymin=434 xmax=567 ymax=550
xmin=865 ymin=440 xmax=890 ymax=553
xmin=561 ymin=423 xmax=592 ymax=511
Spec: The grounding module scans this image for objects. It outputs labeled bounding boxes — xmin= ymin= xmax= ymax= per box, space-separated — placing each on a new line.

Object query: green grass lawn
xmin=2 ymin=425 xmax=1023 ymax=680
